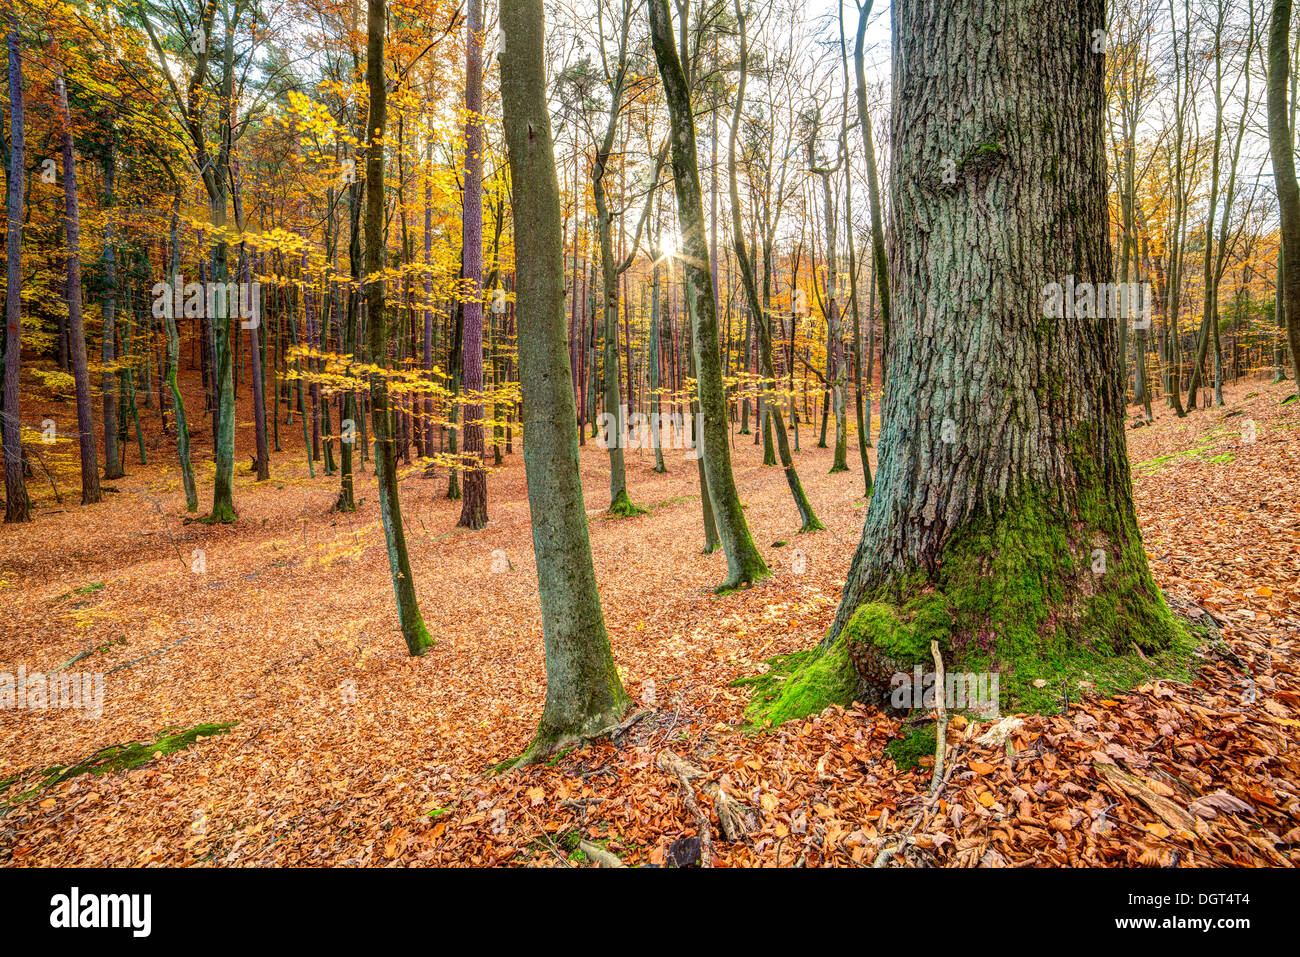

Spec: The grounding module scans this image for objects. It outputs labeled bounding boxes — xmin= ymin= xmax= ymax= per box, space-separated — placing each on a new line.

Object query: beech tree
xmin=727 ymin=0 xmax=821 ymax=533
xmin=458 ymin=0 xmax=488 ymax=529
xmin=4 ymin=18 xmax=28 ymax=522
xmin=1270 ymin=0 xmax=1300 ymax=377
xmin=55 ymin=69 xmax=101 ymax=507
xmin=365 ymin=0 xmax=432 ymax=655
xmin=500 ymin=0 xmax=630 ymax=764
xmin=649 ymin=0 xmax=767 ymax=592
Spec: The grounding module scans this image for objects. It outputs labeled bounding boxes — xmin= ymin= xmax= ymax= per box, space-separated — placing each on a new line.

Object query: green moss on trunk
xmin=746 ymin=488 xmax=1196 ymax=727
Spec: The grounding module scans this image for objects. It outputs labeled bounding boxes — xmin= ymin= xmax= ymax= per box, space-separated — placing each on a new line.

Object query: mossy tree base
xmin=503 ymin=699 xmax=630 ymax=771
xmin=714 ymin=560 xmax=770 ymax=596
xmin=746 ymin=490 xmax=1197 ymax=727
xmin=607 ymin=489 xmax=648 ymax=518
xmin=200 ymin=501 xmax=237 ymax=525
xmin=404 ymin=626 xmax=435 ymax=657
xmin=748 ymin=601 xmax=1197 ymax=729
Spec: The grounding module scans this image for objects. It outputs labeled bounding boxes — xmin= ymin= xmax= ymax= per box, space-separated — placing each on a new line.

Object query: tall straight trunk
xmin=162 ymin=195 xmax=198 ymax=510
xmin=500 ymin=0 xmax=629 ymax=765
xmin=55 ymin=72 xmax=100 ymax=505
xmin=649 ymin=0 xmax=767 ymax=591
xmin=649 ymin=206 xmax=667 ymax=474
xmin=457 ymin=0 xmax=488 ymax=529
xmin=728 ymin=0 xmax=821 ymax=532
xmin=4 ymin=21 xmax=29 ymax=521
xmin=423 ymin=138 xmax=436 ymax=462
xmin=365 ymin=0 xmax=432 ymax=655
xmin=816 ymin=166 xmax=849 ymax=472
xmin=591 ymin=7 xmax=641 ymax=516
xmin=336 ymin=135 xmax=364 ymax=511
xmin=1275 ymin=241 xmax=1289 ymax=381
xmin=1186 ymin=2 xmax=1227 ymax=410
xmin=761 ymin=0 xmax=1179 ymax=727
xmin=100 ymin=149 xmax=122 ymax=479
xmin=854 ymin=3 xmax=890 ymax=417
xmin=1270 ymin=0 xmax=1300 ymax=379
xmin=845 ymin=186 xmax=873 ymax=497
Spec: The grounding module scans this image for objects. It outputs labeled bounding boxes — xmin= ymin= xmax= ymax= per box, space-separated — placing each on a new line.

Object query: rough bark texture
xmin=4 ymin=21 xmax=29 ymax=522
xmin=649 ymin=0 xmax=767 ymax=591
xmin=365 ymin=0 xmax=432 ymax=655
xmin=1270 ymin=0 xmax=1300 ymax=379
xmin=458 ymin=0 xmax=489 ymax=529
xmin=500 ymin=0 xmax=629 ymax=765
xmin=755 ymin=0 xmax=1181 ymax=727
xmin=55 ymin=72 xmax=100 ymax=505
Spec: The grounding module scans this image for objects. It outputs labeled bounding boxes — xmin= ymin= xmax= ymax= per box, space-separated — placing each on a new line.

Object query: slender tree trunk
xmin=500 ymin=0 xmax=629 ymax=765
xmin=162 ymin=195 xmax=198 ymax=510
xmin=55 ymin=72 xmax=100 ymax=505
xmin=365 ymin=0 xmax=432 ymax=655
xmin=4 ymin=21 xmax=29 ymax=522
xmin=649 ymin=0 xmax=767 ymax=591
xmin=728 ymin=0 xmax=822 ymax=532
xmin=458 ymin=0 xmax=488 ymax=529
xmin=1270 ymin=0 xmax=1300 ymax=379
xmin=854 ymin=2 xmax=890 ymax=421
xmin=100 ymin=149 xmax=123 ymax=480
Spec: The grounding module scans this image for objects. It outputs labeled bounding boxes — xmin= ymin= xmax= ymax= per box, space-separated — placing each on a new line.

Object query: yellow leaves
xmin=1254 ymin=586 xmax=1273 ymax=597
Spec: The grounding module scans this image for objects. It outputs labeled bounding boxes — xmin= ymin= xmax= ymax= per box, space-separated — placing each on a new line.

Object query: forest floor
xmin=1 ymin=375 xmax=1298 ymax=867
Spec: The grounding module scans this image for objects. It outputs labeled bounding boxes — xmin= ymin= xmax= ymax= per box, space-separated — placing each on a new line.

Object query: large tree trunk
xmin=499 ymin=0 xmax=629 ymax=765
xmin=649 ymin=0 xmax=768 ymax=592
xmin=1270 ymin=0 xmax=1300 ymax=379
xmin=4 ymin=21 xmax=29 ymax=522
xmin=365 ymin=0 xmax=432 ymax=656
xmin=54 ymin=72 xmax=100 ymax=506
xmin=457 ymin=0 xmax=488 ymax=529
xmin=759 ymin=0 xmax=1179 ymax=726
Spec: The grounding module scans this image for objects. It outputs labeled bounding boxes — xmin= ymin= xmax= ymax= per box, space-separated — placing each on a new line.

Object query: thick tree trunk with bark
xmin=458 ymin=0 xmax=488 ymax=529
xmin=649 ymin=0 xmax=767 ymax=591
xmin=1270 ymin=0 xmax=1300 ymax=380
xmin=4 ymin=21 xmax=29 ymax=522
xmin=55 ymin=72 xmax=100 ymax=506
xmin=500 ymin=0 xmax=629 ymax=765
xmin=365 ymin=0 xmax=432 ymax=655
xmin=757 ymin=0 xmax=1180 ymax=726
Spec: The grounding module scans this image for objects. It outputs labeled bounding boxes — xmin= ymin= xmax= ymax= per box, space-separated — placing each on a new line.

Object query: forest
xmin=0 ymin=0 xmax=1297 ymax=878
